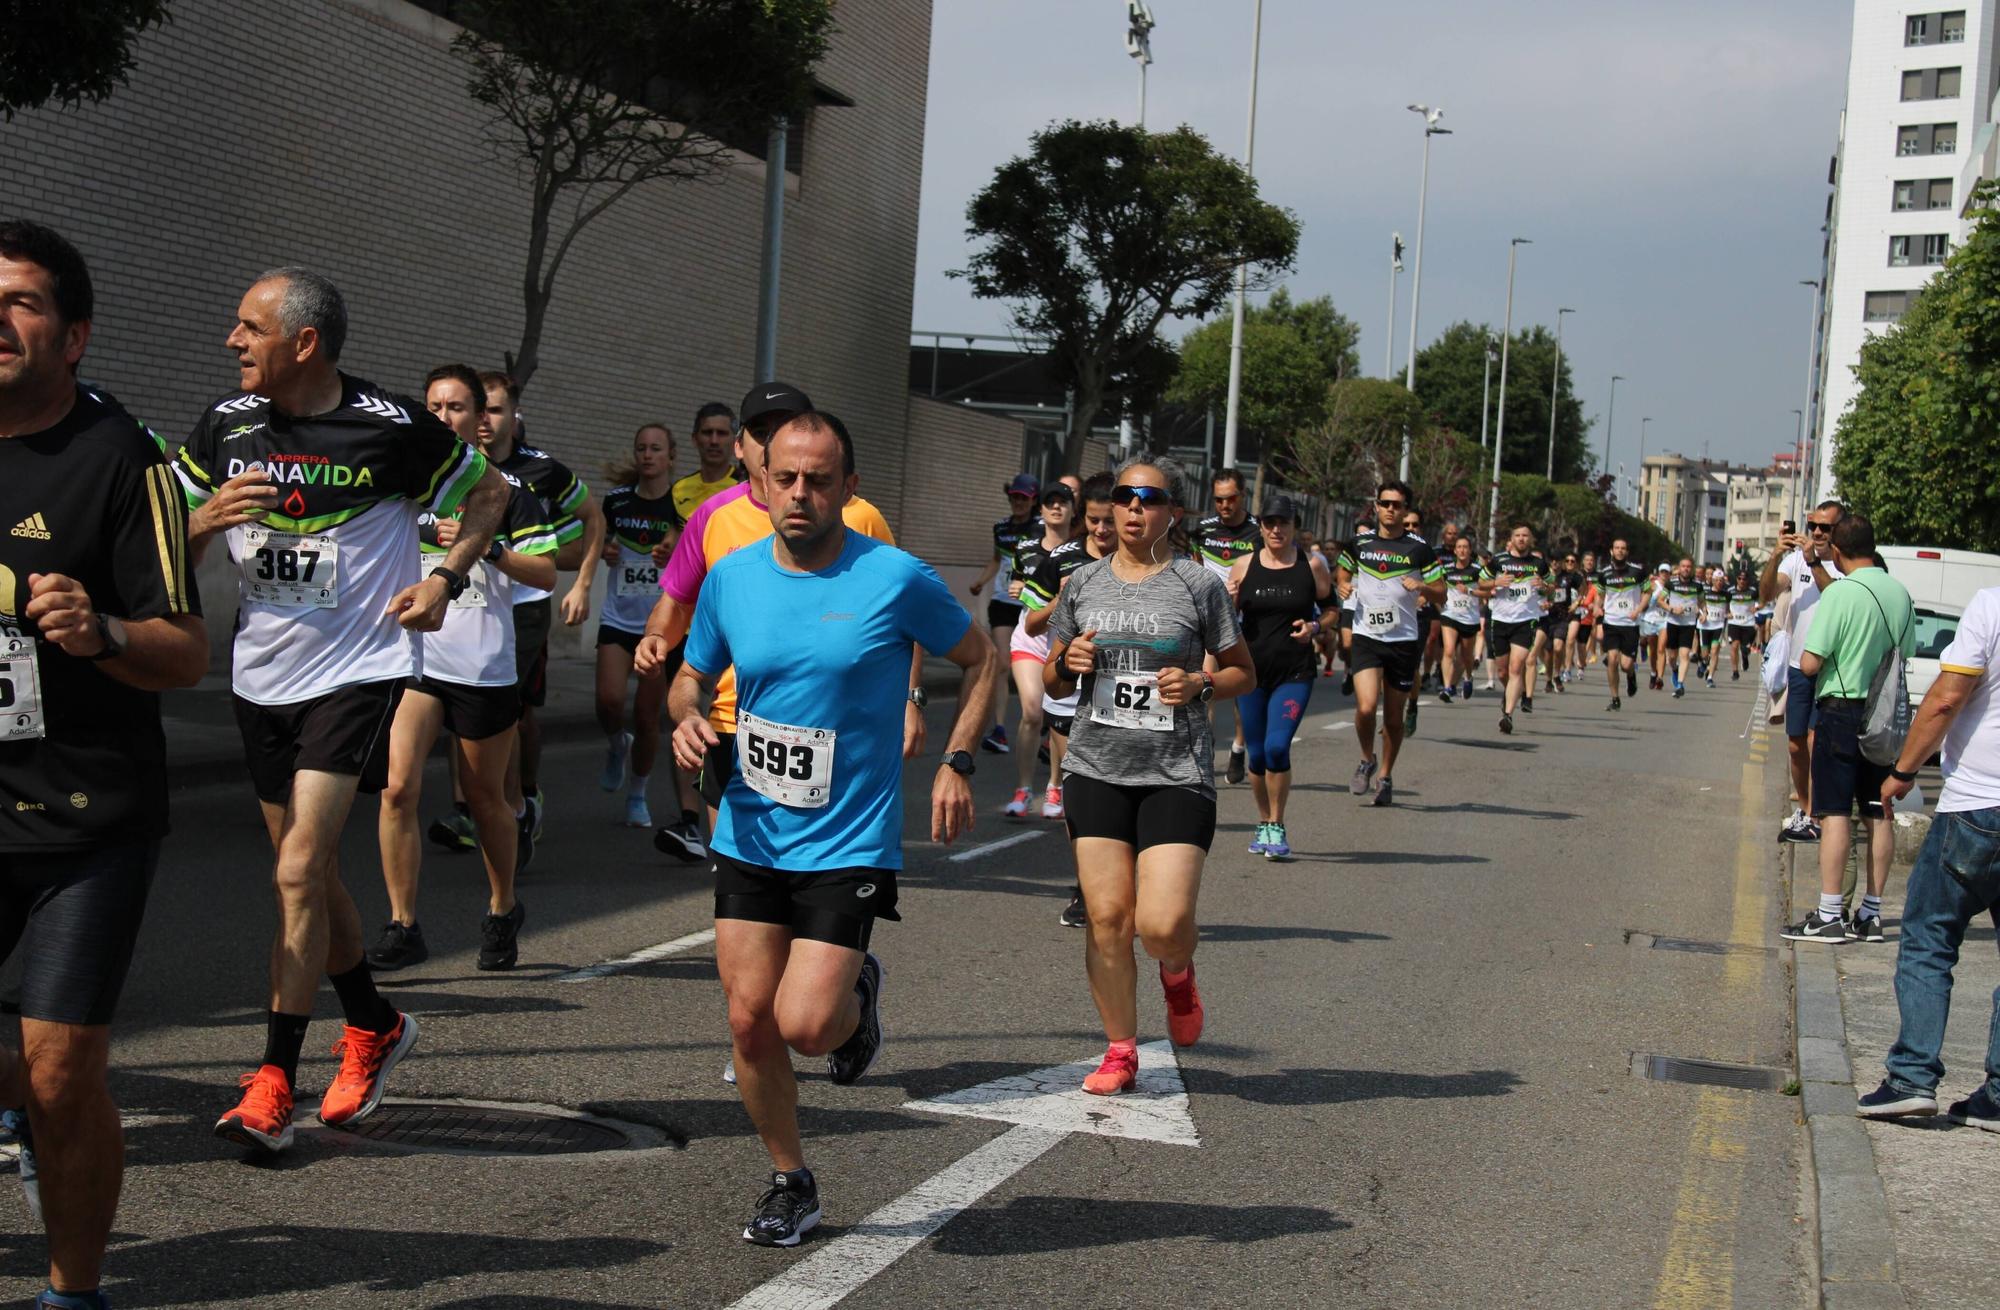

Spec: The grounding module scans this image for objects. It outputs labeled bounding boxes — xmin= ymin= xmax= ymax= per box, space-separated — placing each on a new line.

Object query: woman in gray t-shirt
xmin=1044 ymin=458 xmax=1252 ymax=1096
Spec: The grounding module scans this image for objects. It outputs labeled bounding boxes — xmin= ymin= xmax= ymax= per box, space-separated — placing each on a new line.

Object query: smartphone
xmin=1781 ymin=520 xmax=1796 ymax=536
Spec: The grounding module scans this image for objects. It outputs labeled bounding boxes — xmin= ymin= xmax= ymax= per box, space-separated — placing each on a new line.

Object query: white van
xmin=1877 ymin=546 xmax=2000 ymax=703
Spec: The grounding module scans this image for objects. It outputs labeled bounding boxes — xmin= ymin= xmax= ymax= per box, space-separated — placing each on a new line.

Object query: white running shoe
xmin=1004 ymin=787 xmax=1031 ymax=818
xmin=624 ymin=795 xmax=652 ymax=828
xmin=1041 ymin=785 xmax=1065 ymax=819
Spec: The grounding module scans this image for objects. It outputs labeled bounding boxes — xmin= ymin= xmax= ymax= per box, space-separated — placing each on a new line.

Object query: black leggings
xmin=1063 ymin=773 xmax=1216 ymax=852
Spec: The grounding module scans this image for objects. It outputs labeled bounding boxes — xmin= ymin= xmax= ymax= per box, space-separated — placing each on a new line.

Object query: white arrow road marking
xmin=553 ymin=927 xmax=716 ymax=983
xmin=725 ymin=1042 xmax=1196 ymax=1310
xmin=946 ymin=828 xmax=1046 ymax=863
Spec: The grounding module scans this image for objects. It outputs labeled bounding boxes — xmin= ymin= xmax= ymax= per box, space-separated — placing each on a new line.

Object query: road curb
xmin=1785 ymin=842 xmax=1912 ymax=1310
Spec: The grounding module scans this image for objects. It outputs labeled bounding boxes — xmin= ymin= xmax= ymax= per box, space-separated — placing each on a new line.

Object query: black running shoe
xmin=1498 ymin=713 xmax=1514 ymax=735
xmin=1945 ymin=1085 xmax=2000 ymax=1132
xmin=426 ymin=810 xmax=476 ymax=853
xmin=1438 ymin=687 xmax=1454 ymax=704
xmin=1340 ymin=674 xmax=1354 ymax=696
xmin=744 ymin=1173 xmax=822 ymax=1246
xmin=1780 ymin=911 xmax=1847 ymax=943
xmin=1855 ymin=1082 xmax=1937 ymax=1118
xmin=1371 ymin=777 xmax=1394 ymax=807
xmin=516 ymin=814 xmax=536 ymax=876
xmin=1521 ymin=695 xmax=1534 ymax=714
xmin=1059 ymin=890 xmax=1088 ymax=929
xmin=653 ymin=819 xmax=706 ymax=864
xmin=1732 ymin=670 xmax=1741 ymax=681
xmin=1627 ymin=671 xmax=1638 ymax=697
xmin=367 ymin=920 xmax=429 ymax=971
xmin=1849 ymin=914 xmax=1886 ymax=943
xmin=477 ymin=901 xmax=525 ymax=971
xmin=1225 ymin=746 xmax=1247 ymax=785
xmin=1608 ymin=696 xmax=1621 ymax=711
xmin=826 ymin=953 xmax=883 ymax=1085
xmin=1403 ymin=697 xmax=1419 ymax=737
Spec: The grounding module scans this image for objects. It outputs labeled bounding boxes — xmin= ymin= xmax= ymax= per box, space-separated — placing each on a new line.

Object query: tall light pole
xmin=1797 ymin=278 xmax=1821 ymax=507
xmin=1544 ymin=306 xmax=1575 ymax=480
xmin=1400 ymin=104 xmax=1450 ymax=479
xmin=1220 ymin=0 xmax=1264 ymax=474
xmin=1127 ymin=1 xmax=1155 ymax=127
xmin=1384 ymin=233 xmax=1404 ymax=377
xmin=1479 ymin=336 xmax=1497 ymax=449
xmin=1602 ymin=374 xmax=1624 ymax=485
xmin=753 ymin=117 xmax=788 ymax=382
xmin=1789 ymin=409 xmax=1805 ymax=525
xmin=1487 ymin=237 xmax=1530 ymax=550
xmin=1638 ymin=417 xmax=1653 ymax=519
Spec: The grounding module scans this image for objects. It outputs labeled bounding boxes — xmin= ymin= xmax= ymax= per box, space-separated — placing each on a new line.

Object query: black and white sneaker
xmin=367 ymin=919 xmax=429 ymax=971
xmin=1855 ymin=1082 xmax=1937 ymax=1119
xmin=477 ymin=901 xmax=525 ymax=971
xmin=1498 ymin=713 xmax=1514 ymax=735
xmin=744 ymin=1172 xmax=822 ymax=1246
xmin=1945 ymin=1085 xmax=2000 ymax=1132
xmin=1849 ymin=914 xmax=1886 ymax=943
xmin=1225 ymin=746 xmax=1247 ymax=785
xmin=1059 ymin=890 xmax=1088 ymax=929
xmin=826 ymin=953 xmax=884 ymax=1085
xmin=1371 ymin=777 xmax=1394 ymax=807
xmin=1778 ymin=811 xmax=1822 ymax=844
xmin=653 ymin=818 xmax=706 ymax=864
xmin=1608 ymin=696 xmax=1621 ymax=712
xmin=1781 ymin=911 xmax=1848 ymax=943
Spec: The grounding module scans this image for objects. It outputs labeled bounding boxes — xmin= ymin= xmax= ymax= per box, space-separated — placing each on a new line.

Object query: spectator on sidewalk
xmin=1857 ymin=584 xmax=2000 ymax=1129
xmin=1781 ymin=515 xmax=1914 ymax=945
xmin=1763 ymin=501 xmax=1847 ymax=842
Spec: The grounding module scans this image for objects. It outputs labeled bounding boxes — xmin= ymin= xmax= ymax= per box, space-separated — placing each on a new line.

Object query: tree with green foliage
xmin=1412 ymin=320 xmax=1592 ymax=481
xmin=452 ymin=0 xmax=834 ymax=387
xmin=0 ymin=0 xmax=171 ymax=119
xmin=1494 ymin=472 xmax=1681 ymax=563
xmin=1830 ymin=180 xmax=2000 ymax=551
xmin=957 ymin=119 xmax=1300 ymax=475
xmin=1168 ymin=286 xmax=1358 ymax=440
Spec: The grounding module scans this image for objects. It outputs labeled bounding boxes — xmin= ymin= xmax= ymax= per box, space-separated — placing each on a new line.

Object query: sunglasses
xmin=1112 ymin=484 xmax=1173 ymax=508
xmin=1377 ymin=498 xmax=1407 ymax=510
xmin=1807 ymin=522 xmax=1834 ymax=533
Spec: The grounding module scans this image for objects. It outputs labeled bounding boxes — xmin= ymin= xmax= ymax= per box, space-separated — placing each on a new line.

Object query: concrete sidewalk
xmin=1787 ymin=797 xmax=2000 ymax=1310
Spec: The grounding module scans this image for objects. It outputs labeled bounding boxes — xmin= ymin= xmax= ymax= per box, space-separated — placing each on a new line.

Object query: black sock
xmin=681 ymin=809 xmax=698 ymax=829
xmin=328 ymin=961 xmax=399 ymax=1034
xmin=263 ymin=1011 xmax=312 ymax=1085
xmin=777 ymin=1165 xmax=814 ymax=1193
xmin=453 ymin=800 xmax=470 ymax=817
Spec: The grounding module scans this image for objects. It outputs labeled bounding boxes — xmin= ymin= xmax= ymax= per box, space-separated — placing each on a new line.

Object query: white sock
xmin=1818 ymin=893 xmax=1845 ymax=920
xmin=1861 ymin=894 xmax=1882 ymax=919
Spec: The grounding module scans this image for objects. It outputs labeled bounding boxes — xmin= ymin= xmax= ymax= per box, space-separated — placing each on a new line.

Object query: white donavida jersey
xmin=417 ymin=479 xmax=561 ymax=687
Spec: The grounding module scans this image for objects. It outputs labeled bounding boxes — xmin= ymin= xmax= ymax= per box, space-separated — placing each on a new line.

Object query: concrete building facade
xmin=1814 ymin=3 xmax=2000 ymax=501
xmin=1638 ymin=454 xmax=1771 ymax=566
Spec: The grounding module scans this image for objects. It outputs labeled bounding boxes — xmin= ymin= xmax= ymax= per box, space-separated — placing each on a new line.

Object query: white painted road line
xmin=727 ymin=1042 xmax=1196 ymax=1310
xmin=946 ymin=828 xmax=1046 ymax=863
xmin=553 ymin=927 xmax=717 ymax=983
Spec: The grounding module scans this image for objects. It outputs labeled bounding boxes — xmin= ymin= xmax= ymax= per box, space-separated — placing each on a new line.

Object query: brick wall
xmin=896 ymin=397 xmax=1029 ymax=569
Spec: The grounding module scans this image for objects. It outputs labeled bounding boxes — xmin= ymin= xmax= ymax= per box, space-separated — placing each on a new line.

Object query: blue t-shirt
xmin=684 ymin=530 xmax=972 ymax=871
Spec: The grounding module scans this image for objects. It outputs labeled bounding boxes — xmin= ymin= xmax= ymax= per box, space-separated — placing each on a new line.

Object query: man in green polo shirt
xmin=1783 ymin=514 xmax=1914 ymax=944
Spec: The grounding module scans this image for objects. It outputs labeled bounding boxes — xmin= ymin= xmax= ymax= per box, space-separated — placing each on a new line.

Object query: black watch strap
xmin=429 ymin=565 xmax=468 ymax=600
xmin=1890 ymin=766 xmax=1920 ymax=782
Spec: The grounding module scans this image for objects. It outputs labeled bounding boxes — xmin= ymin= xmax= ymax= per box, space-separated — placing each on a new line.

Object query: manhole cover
xmin=1631 ymin=1054 xmax=1787 ymax=1092
xmin=329 ymin=1102 xmax=629 ymax=1155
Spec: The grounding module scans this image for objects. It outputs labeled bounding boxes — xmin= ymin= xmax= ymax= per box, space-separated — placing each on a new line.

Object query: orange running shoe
xmin=316 ymin=1011 xmax=419 ymax=1126
xmin=1082 ymin=1045 xmax=1139 ymax=1096
xmin=1161 ymin=963 xmax=1204 ymax=1048
xmin=215 ymin=1064 xmax=295 ymax=1152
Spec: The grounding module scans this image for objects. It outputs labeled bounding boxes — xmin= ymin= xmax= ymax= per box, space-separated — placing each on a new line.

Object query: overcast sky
xmin=910 ymin=0 xmax=1852 ymax=480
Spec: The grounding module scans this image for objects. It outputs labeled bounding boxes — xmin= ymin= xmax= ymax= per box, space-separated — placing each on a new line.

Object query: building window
xmin=1895 ymin=178 xmax=1954 ymax=210
xmin=1908 ymin=11 xmax=1969 ymax=45
xmin=1894 ymin=180 xmax=1916 ymax=210
xmin=1944 ymin=10 xmax=1966 ymax=41
xmin=1899 ymin=125 xmax=1922 ymax=155
xmin=1924 ymin=233 xmax=1952 ymax=263
xmin=1902 ymin=66 xmax=1963 ymax=99
xmin=1935 ymin=123 xmax=1958 ymax=152
xmin=1903 ymin=122 xmax=1959 ymax=154
xmin=1865 ymin=290 xmax=1915 ymax=322
xmin=1890 ymin=235 xmax=1912 ymax=265
xmin=1929 ymin=177 xmax=1954 ymax=208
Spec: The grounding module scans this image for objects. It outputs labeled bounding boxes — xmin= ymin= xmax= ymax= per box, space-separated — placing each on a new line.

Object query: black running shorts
xmin=1350 ymin=634 xmax=1421 ymax=693
xmin=1062 ymin=772 xmax=1216 ymax=852
xmin=1539 ymin=608 xmax=1570 ymax=635
xmin=513 ymin=598 xmax=552 ymax=711
xmin=1047 ymin=712 xmax=1075 ymax=737
xmin=712 ymin=849 xmax=897 ymax=951
xmin=1488 ymin=619 xmax=1538 ymax=651
xmin=232 ymin=679 xmax=404 ymax=804
xmin=1600 ymin=625 xmax=1641 ymax=657
xmin=410 ymin=677 xmax=519 ymax=743
xmin=1728 ymin=623 xmax=1758 ymax=646
xmin=701 ymin=731 xmax=736 ymax=809
xmin=0 ymin=839 xmax=157 ymax=1026
xmin=596 ymin=624 xmax=640 ymax=655
xmin=986 ymin=599 xmax=1021 ymax=630
xmin=1666 ymin=624 xmax=1698 ymax=651
xmin=1439 ymin=616 xmax=1481 ymax=639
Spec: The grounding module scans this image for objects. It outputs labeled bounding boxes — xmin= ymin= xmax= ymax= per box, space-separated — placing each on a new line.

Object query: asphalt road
xmin=0 ymin=667 xmax=1814 ymax=1308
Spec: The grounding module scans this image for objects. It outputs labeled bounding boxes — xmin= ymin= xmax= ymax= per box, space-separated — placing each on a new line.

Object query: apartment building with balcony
xmin=1639 ymin=455 xmax=1773 ymax=567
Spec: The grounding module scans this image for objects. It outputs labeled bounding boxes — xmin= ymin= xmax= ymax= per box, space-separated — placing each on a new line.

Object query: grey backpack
xmin=1853 ymin=582 xmax=1914 ymax=767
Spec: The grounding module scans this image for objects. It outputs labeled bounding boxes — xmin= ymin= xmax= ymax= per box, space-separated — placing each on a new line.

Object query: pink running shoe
xmin=1161 ymin=964 xmax=1204 ymax=1048
xmin=1041 ymin=784 xmax=1065 ymax=819
xmin=1082 ymin=1045 xmax=1138 ymax=1096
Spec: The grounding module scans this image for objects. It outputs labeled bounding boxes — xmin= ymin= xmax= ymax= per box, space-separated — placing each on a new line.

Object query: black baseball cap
xmin=739 ymin=381 xmax=813 ymax=432
xmin=1260 ymin=493 xmax=1299 ymax=522
xmin=1005 ymin=473 xmax=1040 ymax=497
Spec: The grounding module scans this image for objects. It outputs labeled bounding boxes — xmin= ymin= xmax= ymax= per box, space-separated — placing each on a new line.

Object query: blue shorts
xmin=1785 ymin=665 xmax=1818 ymax=739
xmin=1810 ymin=699 xmax=1889 ymax=821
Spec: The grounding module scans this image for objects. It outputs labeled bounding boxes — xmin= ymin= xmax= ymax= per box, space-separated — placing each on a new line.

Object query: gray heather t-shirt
xmin=1046 ymin=555 xmax=1243 ymax=800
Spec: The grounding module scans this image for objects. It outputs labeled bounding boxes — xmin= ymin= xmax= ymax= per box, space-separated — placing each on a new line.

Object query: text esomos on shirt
xmin=0 ymin=385 xmax=201 ymax=850
xmin=1046 ymin=556 xmax=1242 ymax=801
xmin=684 ymin=533 xmax=972 ymax=873
xmin=172 ymin=375 xmax=488 ymax=706
xmin=417 ymin=475 xmax=561 ymax=687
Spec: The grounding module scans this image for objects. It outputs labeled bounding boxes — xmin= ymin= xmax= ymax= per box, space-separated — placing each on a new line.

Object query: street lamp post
xmin=1797 ymin=278 xmax=1821 ymax=510
xmin=1790 ymin=408 xmax=1805 ymax=525
xmin=1638 ymin=417 xmax=1652 ymax=520
xmin=1126 ymin=1 xmax=1154 ymax=127
xmin=1602 ymin=374 xmax=1624 ymax=486
xmin=1478 ymin=337 xmax=1496 ymax=449
xmin=1400 ymin=104 xmax=1450 ymax=480
xmin=1545 ymin=306 xmax=1575 ymax=480
xmin=1220 ymin=0 xmax=1264 ymax=474
xmin=1385 ymin=233 xmax=1403 ymax=378
xmin=1488 ymin=238 xmax=1530 ymax=551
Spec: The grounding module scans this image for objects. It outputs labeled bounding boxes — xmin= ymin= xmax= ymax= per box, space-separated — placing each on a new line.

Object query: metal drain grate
xmin=1631 ymin=1053 xmax=1787 ymax=1092
xmin=330 ymin=1103 xmax=629 ymax=1155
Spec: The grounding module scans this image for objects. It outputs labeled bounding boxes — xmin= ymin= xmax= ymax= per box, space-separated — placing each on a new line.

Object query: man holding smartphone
xmin=1762 ymin=501 xmax=1848 ymax=843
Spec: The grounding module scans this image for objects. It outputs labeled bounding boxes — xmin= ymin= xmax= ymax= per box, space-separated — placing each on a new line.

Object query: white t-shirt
xmin=1780 ymin=548 xmax=1842 ymax=670
xmin=1936 ymin=586 xmax=2000 ymax=814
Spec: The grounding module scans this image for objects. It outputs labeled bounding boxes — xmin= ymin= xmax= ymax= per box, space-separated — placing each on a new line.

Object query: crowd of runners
xmin=0 ymin=220 xmax=1805 ymax=1302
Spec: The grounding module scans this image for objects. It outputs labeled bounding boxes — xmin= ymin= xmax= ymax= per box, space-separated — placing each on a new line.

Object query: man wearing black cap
xmin=1335 ymin=479 xmax=1445 ymax=807
xmin=968 ymin=473 xmax=1042 ymax=754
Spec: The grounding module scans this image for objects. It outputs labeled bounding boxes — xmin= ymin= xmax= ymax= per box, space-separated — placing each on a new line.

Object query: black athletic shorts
xmin=1728 ymin=623 xmax=1758 ymax=646
xmin=1062 ymin=772 xmax=1216 ymax=852
xmin=1699 ymin=626 xmax=1724 ymax=646
xmin=0 ymin=839 xmax=157 ymax=1026
xmin=1600 ymin=624 xmax=1641 ymax=657
xmin=1811 ymin=698 xmax=1891 ymax=821
xmin=1047 ymin=712 xmax=1075 ymax=737
xmin=712 ymin=849 xmax=898 ymax=952
xmin=1666 ymin=624 xmax=1698 ymax=651
xmin=1540 ymin=608 xmax=1571 ymax=635
xmin=701 ymin=731 xmax=736 ymax=809
xmin=598 ymin=624 xmax=685 ymax=677
xmin=987 ymin=599 xmax=1022 ymax=630
xmin=512 ymin=598 xmax=552 ymax=711
xmin=1488 ymin=619 xmax=1538 ymax=651
xmin=1350 ymin=634 xmax=1421 ymax=692
xmin=410 ymin=677 xmax=518 ymax=742
xmin=1439 ymin=616 xmax=1481 ymax=638
xmin=233 ymin=679 xmax=404 ymax=804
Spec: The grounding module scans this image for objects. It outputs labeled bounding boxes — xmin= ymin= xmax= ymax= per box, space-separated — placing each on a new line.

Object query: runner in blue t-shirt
xmin=669 ymin=412 xmax=998 ymax=1249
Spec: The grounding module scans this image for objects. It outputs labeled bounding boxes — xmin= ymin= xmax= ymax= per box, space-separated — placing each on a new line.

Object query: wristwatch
xmin=1196 ymin=671 xmax=1215 ymax=703
xmin=87 ymin=614 xmax=126 ymax=662
xmin=486 ymin=536 xmax=508 ymax=562
xmin=429 ymin=565 xmax=468 ymax=600
xmin=1890 ymin=766 xmax=1920 ymax=782
xmin=907 ymin=686 xmax=928 ymax=709
xmin=940 ymin=749 xmax=975 ymax=777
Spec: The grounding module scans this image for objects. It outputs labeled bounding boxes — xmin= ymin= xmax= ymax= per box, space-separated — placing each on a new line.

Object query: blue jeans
xmin=1884 ymin=806 xmax=2000 ymax=1097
